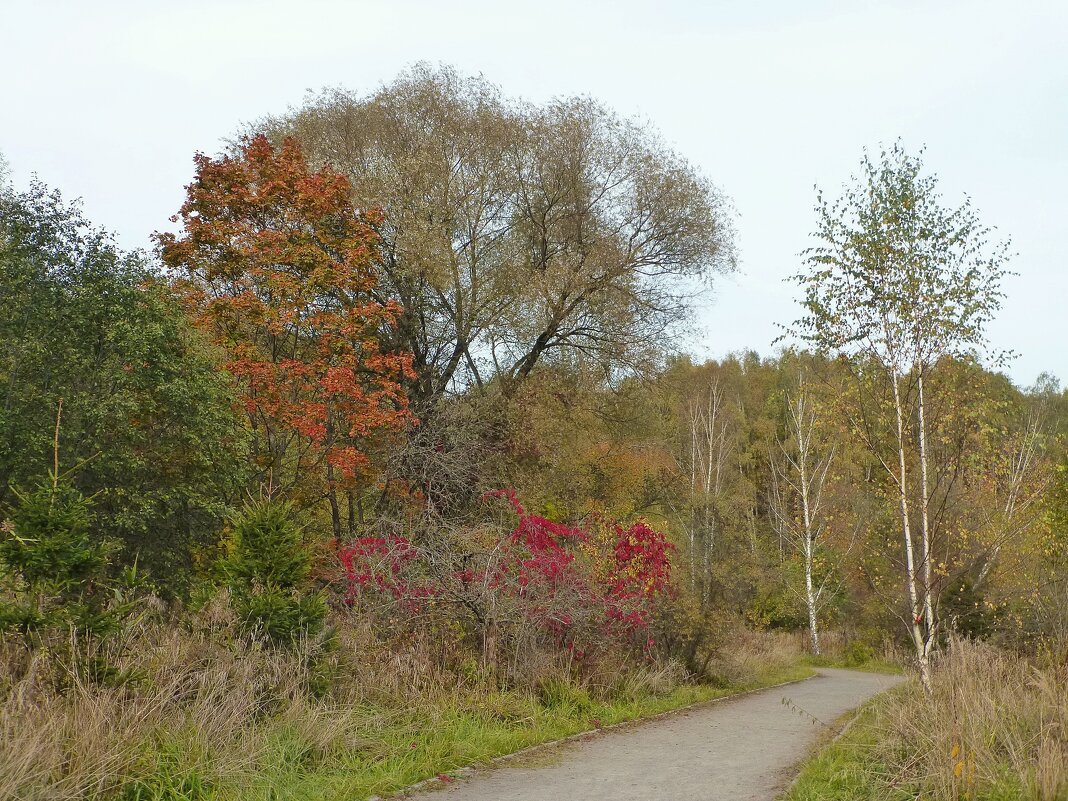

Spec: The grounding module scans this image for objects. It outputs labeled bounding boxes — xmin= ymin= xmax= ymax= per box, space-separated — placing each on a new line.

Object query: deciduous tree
xmin=266 ymin=65 xmax=737 ymax=407
xmin=158 ymin=136 xmax=415 ymax=535
xmin=768 ymin=373 xmax=837 ymax=655
xmin=0 ymin=180 xmax=244 ymax=583
xmin=787 ymin=143 xmax=1012 ymax=691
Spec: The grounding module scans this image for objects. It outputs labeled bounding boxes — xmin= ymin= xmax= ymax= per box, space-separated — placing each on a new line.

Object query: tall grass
xmin=0 ymin=609 xmax=809 ymax=801
xmin=787 ymin=639 xmax=1068 ymax=801
xmin=0 ymin=623 xmax=333 ymax=800
xmin=701 ymin=628 xmax=813 ymax=687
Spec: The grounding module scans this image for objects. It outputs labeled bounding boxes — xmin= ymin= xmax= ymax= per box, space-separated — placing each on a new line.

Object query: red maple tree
xmin=157 ymin=135 xmax=414 ymax=530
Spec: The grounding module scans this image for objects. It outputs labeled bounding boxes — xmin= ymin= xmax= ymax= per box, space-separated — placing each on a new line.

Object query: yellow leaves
xmin=950 ymin=740 xmax=977 ymax=796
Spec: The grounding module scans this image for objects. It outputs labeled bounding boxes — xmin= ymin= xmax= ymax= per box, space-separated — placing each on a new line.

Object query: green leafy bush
xmin=0 ymin=181 xmax=246 ymax=590
xmin=843 ymin=640 xmax=875 ymax=667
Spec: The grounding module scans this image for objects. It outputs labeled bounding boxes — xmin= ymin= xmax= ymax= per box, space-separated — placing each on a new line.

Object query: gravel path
xmin=404 ymin=668 xmax=904 ymax=801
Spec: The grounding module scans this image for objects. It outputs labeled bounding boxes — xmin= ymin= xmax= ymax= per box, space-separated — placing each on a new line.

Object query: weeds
xmin=785 ymin=639 xmax=1068 ymax=801
xmin=0 ymin=612 xmax=809 ymax=801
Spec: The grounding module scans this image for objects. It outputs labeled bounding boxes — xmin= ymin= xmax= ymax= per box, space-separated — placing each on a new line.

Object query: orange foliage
xmin=157 ymin=135 xmax=415 ymax=490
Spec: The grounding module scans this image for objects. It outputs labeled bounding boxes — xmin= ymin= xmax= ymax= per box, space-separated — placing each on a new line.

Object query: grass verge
xmin=1 ymin=624 xmax=815 ymax=800
xmin=243 ymin=661 xmax=815 ymax=801
xmin=784 ymin=640 xmax=1068 ymax=801
xmin=783 ymin=693 xmax=907 ymax=801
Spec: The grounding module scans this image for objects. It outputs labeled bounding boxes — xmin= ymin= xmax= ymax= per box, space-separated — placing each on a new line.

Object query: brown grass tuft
xmin=874 ymin=639 xmax=1068 ymax=801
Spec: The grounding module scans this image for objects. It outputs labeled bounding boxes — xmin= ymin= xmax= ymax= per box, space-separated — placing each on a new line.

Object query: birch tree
xmin=768 ymin=374 xmax=836 ymax=654
xmin=786 ymin=143 xmax=1012 ymax=692
xmin=682 ymin=377 xmax=737 ymax=605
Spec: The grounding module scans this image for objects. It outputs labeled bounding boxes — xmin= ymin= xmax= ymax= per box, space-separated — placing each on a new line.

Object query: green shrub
xmin=843 ymin=640 xmax=875 ymax=667
xmin=220 ymin=498 xmax=325 ymax=645
xmin=0 ymin=476 xmax=135 ymax=644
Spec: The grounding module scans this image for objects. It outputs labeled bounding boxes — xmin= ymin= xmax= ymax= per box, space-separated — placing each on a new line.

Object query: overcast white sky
xmin=2 ymin=0 xmax=1065 ymax=386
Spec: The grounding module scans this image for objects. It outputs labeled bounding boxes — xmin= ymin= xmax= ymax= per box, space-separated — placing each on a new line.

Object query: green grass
xmin=783 ymin=684 xmax=1033 ymax=801
xmin=800 ymin=654 xmax=905 ymax=675
xmin=214 ymin=661 xmax=815 ymax=801
xmin=783 ymin=699 xmax=906 ymax=801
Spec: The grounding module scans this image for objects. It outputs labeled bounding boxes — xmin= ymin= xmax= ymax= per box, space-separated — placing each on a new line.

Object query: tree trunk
xmin=327 ymin=482 xmax=342 ymax=541
xmin=345 ymin=488 xmax=357 ymax=538
xmin=916 ymin=369 xmax=936 ymax=654
xmin=326 ymin=458 xmax=342 ymax=542
xmin=689 ymin=404 xmax=699 ymax=592
xmin=892 ymin=372 xmax=932 ymax=694
xmin=796 ymin=399 xmax=821 ymax=656
xmin=804 ymin=536 xmax=821 ymax=655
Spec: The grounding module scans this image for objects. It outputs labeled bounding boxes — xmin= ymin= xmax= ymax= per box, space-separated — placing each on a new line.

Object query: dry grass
xmin=0 ymin=626 xmax=334 ymax=799
xmin=704 ymin=628 xmax=807 ymax=686
xmin=878 ymin=640 xmax=1068 ymax=800
xmin=1 ymin=602 xmax=802 ymax=800
xmin=0 ymin=591 xmax=450 ymax=800
xmin=787 ymin=638 xmax=1068 ymax=801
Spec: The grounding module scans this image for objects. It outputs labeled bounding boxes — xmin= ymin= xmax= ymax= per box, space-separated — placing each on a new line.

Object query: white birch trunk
xmin=891 ymin=370 xmax=932 ymax=694
xmin=916 ymin=369 xmax=936 ymax=656
xmin=769 ymin=376 xmax=833 ymax=657
xmin=795 ymin=391 xmax=821 ymax=656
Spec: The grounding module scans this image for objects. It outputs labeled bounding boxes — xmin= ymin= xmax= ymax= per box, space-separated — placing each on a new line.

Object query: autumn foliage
xmin=337 ymin=488 xmax=675 ymax=660
xmin=157 ymin=135 xmax=414 ymax=504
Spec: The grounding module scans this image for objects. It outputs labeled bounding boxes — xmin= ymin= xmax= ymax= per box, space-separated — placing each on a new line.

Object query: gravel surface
xmin=404 ymin=667 xmax=904 ymax=801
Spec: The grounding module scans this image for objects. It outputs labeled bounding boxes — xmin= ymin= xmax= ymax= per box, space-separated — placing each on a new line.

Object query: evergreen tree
xmin=221 ymin=497 xmax=325 ymax=644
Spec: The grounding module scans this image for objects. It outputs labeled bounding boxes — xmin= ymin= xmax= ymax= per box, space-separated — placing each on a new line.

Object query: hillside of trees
xmin=1 ymin=67 xmax=1065 ymax=801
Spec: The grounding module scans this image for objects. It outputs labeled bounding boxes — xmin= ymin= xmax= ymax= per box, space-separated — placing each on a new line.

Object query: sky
xmin=2 ymin=0 xmax=1065 ymax=386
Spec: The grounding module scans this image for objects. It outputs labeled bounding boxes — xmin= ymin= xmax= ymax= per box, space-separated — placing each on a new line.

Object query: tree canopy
xmin=0 ymin=181 xmax=244 ymax=581
xmin=265 ymin=65 xmax=737 ymax=406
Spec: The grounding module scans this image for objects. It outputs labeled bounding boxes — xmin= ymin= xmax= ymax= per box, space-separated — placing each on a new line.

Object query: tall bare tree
xmin=968 ymin=406 xmax=1050 ymax=595
xmin=682 ymin=376 xmax=737 ymax=604
xmin=262 ymin=65 xmax=736 ymax=408
xmin=768 ymin=373 xmax=836 ymax=654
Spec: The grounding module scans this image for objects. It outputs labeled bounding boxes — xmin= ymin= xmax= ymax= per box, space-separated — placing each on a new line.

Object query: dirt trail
xmin=404 ymin=667 xmax=904 ymax=801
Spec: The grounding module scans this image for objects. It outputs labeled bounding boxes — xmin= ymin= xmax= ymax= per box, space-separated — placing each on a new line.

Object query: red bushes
xmin=337 ymin=535 xmax=436 ymax=609
xmin=603 ymin=521 xmax=676 ymax=632
xmin=334 ymin=490 xmax=675 ymax=657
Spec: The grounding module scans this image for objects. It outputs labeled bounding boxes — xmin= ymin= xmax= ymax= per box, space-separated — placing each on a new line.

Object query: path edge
xmin=367 ymin=670 xmax=819 ymax=801
xmin=779 ymin=673 xmax=909 ymax=798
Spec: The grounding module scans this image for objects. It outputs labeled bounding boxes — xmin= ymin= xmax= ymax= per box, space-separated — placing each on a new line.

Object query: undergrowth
xmin=0 ymin=621 xmax=811 ymax=801
xmin=784 ymin=640 xmax=1068 ymax=801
